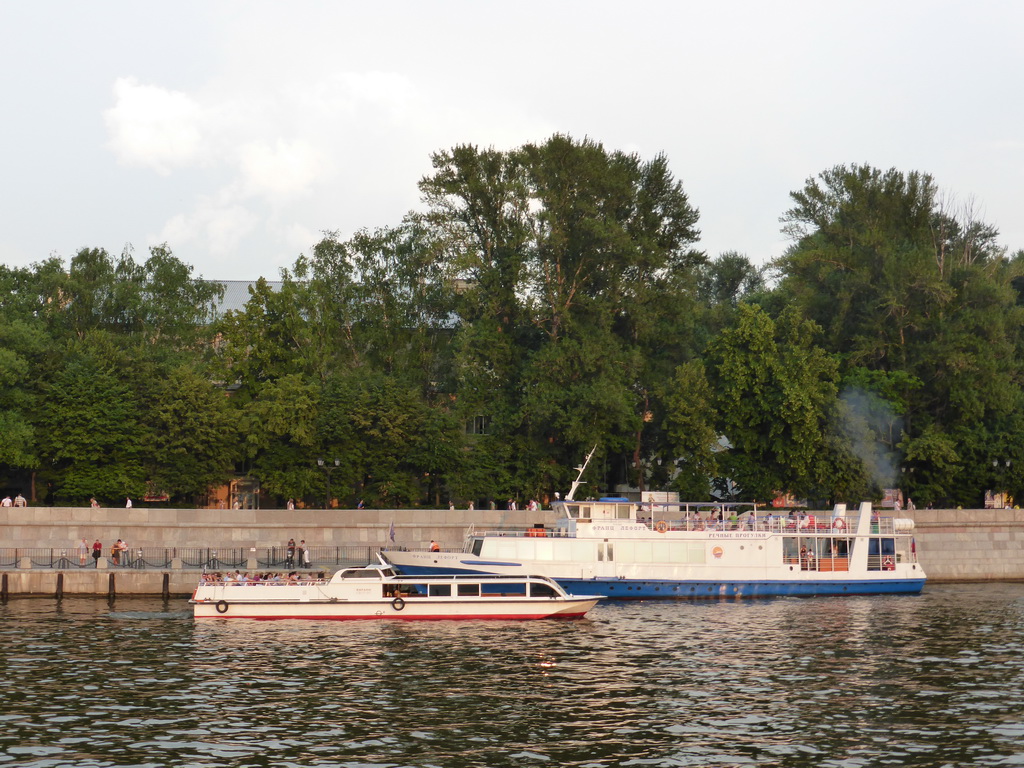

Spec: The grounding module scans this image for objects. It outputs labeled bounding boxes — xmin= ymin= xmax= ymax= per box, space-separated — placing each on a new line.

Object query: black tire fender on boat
xmin=392 ymin=597 xmax=405 ymax=612
xmin=215 ymin=600 xmax=229 ymax=614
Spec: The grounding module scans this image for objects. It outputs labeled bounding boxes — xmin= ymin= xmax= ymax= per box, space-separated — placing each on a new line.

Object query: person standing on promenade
xmin=301 ymin=540 xmax=311 ymax=569
xmin=78 ymin=538 xmax=89 ymax=566
xmin=1 ymin=495 xmax=11 ymax=507
xmin=14 ymin=494 xmax=26 ymax=507
xmin=92 ymin=539 xmax=102 ymax=567
xmin=125 ymin=497 xmax=132 ymax=509
xmin=90 ymin=498 xmax=99 ymax=508
xmin=296 ymin=540 xmax=306 ymax=570
xmin=286 ymin=538 xmax=296 ymax=568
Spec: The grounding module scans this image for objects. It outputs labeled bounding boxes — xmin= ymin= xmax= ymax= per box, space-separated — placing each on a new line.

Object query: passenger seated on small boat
xmin=286 ymin=572 xmax=299 ymax=583
xmin=222 ymin=572 xmax=235 ymax=583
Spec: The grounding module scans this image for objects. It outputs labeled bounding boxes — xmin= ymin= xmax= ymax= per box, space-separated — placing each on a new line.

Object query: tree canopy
xmin=1 ymin=151 xmax=1021 ymax=509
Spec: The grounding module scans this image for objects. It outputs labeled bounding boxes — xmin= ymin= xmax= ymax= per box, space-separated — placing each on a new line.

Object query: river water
xmin=2 ymin=582 xmax=1023 ymax=768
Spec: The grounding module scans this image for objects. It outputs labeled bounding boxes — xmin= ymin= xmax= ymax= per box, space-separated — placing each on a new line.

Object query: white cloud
xmin=237 ymin=139 xmax=324 ymax=203
xmin=104 ymin=77 xmax=205 ymax=174
xmin=158 ymin=204 xmax=259 ymax=257
xmin=100 ymin=62 xmax=552 ymax=277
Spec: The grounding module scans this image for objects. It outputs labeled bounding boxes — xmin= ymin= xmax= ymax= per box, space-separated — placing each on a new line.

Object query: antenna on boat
xmin=566 ymin=445 xmax=597 ymax=501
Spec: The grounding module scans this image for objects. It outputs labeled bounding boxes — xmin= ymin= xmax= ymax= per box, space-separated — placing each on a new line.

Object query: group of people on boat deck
xmin=638 ymin=508 xmax=852 ymax=533
xmin=201 ymin=571 xmax=324 ymax=584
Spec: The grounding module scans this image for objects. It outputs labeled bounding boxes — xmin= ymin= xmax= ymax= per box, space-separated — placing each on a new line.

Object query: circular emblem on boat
xmin=215 ymin=600 xmax=229 ymax=614
xmin=654 ymin=520 xmax=669 ymax=534
xmin=712 ymin=546 xmax=723 ymax=559
xmin=391 ymin=597 xmax=406 ymax=611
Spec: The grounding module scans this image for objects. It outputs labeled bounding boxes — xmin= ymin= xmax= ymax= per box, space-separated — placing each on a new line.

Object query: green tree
xmin=146 ymin=366 xmax=239 ymax=501
xmin=777 ymin=164 xmax=1023 ymax=504
xmin=239 ymin=373 xmax=321 ymax=504
xmin=708 ymin=304 xmax=839 ymax=501
xmin=420 ymin=135 xmax=704 ymax=494
xmin=38 ymin=341 xmax=147 ymax=503
xmin=659 ymin=361 xmax=720 ymax=498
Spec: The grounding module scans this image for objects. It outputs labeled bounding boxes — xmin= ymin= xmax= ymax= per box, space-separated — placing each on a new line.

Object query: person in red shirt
xmin=91 ymin=539 xmax=102 ymax=567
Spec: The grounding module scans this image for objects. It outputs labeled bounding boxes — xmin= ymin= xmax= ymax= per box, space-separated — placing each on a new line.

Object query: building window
xmin=466 ymin=415 xmax=490 ymax=435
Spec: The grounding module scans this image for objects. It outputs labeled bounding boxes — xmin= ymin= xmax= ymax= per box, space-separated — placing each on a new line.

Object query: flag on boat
xmin=389 ymin=521 xmax=396 ymax=542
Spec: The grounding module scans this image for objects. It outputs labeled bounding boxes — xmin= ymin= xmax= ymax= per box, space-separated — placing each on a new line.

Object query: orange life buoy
xmin=654 ymin=520 xmax=669 ymax=534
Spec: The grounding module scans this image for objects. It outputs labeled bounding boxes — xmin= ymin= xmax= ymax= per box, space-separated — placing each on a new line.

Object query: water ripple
xmin=1 ymin=584 xmax=1024 ymax=766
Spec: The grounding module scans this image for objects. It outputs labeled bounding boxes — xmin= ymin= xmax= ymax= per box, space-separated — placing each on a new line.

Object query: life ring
xmin=391 ymin=597 xmax=405 ymax=611
xmin=882 ymin=556 xmax=895 ymax=570
xmin=655 ymin=520 xmax=669 ymax=534
xmin=833 ymin=518 xmax=846 ymax=531
xmin=215 ymin=600 xmax=229 ymax=614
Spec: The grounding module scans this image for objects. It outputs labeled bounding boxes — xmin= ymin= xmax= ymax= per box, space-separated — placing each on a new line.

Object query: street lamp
xmin=317 ymin=458 xmax=340 ymax=509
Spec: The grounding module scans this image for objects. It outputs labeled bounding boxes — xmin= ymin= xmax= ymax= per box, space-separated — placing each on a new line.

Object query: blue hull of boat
xmin=388 ymin=563 xmax=926 ymax=599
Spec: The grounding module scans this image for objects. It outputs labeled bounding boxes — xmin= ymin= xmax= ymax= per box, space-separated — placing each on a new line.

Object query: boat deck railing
xmin=198 ymin=576 xmax=328 ymax=586
xmin=465 ymin=516 xmax=901 ymax=540
xmin=0 ymin=545 xmax=382 ymax=571
xmin=634 ymin=516 xmax=900 ymax=535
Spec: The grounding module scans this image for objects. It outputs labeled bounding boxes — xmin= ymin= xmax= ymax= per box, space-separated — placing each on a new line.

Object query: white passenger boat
xmin=383 ymin=498 xmax=926 ymax=599
xmin=190 ymin=563 xmax=600 ymax=620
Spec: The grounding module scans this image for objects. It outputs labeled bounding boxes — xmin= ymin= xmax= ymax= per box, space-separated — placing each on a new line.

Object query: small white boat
xmin=190 ymin=563 xmax=600 ymax=621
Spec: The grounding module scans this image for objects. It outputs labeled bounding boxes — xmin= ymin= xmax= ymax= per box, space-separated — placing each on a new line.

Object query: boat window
xmin=343 ymin=569 xmax=383 ymax=579
xmin=471 ymin=539 xmax=483 ymax=556
xmin=616 ymin=504 xmax=631 ymax=519
xmin=530 ymin=582 xmax=559 ymax=598
xmin=481 ymin=582 xmax=527 ymax=597
xmin=457 ymin=583 xmax=479 ymax=597
xmin=397 ymin=584 xmax=429 ymax=597
xmin=578 ymin=505 xmax=592 ymax=519
xmin=428 ymin=584 xmax=452 ymax=597
xmin=867 ymin=538 xmax=897 ymax=570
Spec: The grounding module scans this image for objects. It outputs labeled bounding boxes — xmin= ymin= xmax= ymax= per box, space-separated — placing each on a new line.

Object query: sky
xmin=1 ymin=1 xmax=1022 ymax=281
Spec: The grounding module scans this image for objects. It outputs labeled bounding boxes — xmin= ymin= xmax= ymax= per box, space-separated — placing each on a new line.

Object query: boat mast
xmin=566 ymin=445 xmax=597 ymax=501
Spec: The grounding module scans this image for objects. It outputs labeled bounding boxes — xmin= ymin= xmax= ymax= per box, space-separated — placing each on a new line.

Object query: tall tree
xmin=708 ymin=304 xmax=839 ymax=501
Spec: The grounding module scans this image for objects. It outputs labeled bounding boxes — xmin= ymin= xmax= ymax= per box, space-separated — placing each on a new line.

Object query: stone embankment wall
xmin=904 ymin=507 xmax=1024 ymax=582
xmin=0 ymin=505 xmax=557 ymax=551
xmin=1 ymin=506 xmax=1022 ymax=597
